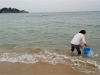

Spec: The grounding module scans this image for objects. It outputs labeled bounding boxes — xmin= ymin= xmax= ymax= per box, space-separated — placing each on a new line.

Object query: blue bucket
xmin=83 ymin=47 xmax=90 ymax=56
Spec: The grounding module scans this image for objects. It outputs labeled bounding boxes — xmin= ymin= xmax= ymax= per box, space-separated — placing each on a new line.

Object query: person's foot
xmin=69 ymin=50 xmax=73 ymax=55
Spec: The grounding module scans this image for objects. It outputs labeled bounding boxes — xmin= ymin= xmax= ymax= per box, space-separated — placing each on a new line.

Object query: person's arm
xmin=82 ymin=35 xmax=87 ymax=47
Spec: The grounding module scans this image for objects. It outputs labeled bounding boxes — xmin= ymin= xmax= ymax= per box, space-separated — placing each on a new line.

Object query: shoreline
xmin=0 ymin=62 xmax=98 ymax=75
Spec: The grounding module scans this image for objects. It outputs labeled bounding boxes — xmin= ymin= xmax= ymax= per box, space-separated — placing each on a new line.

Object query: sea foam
xmin=0 ymin=51 xmax=99 ymax=73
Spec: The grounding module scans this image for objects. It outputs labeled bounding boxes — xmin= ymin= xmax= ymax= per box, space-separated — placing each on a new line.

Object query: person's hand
xmin=80 ymin=45 xmax=83 ymax=49
xmin=84 ymin=44 xmax=87 ymax=47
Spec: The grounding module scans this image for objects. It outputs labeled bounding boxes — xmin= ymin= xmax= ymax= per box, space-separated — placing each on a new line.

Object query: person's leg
xmin=70 ymin=44 xmax=74 ymax=55
xmin=75 ymin=45 xmax=81 ymax=55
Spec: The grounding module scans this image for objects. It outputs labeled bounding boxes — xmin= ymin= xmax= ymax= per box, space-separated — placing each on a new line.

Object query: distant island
xmin=0 ymin=7 xmax=29 ymax=13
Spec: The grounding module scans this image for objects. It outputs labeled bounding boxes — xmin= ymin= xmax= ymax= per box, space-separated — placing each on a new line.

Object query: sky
xmin=0 ymin=0 xmax=100 ymax=12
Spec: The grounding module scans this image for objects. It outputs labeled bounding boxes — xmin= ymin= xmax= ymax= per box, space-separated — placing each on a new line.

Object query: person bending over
xmin=70 ymin=30 xmax=87 ymax=55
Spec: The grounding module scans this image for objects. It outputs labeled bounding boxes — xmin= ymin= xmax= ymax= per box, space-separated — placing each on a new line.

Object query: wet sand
xmin=0 ymin=62 xmax=98 ymax=75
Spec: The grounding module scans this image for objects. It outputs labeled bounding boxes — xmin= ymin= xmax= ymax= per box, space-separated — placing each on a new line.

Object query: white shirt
xmin=71 ymin=33 xmax=86 ymax=45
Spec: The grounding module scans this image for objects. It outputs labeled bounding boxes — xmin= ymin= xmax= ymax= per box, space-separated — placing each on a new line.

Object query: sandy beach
xmin=0 ymin=62 xmax=98 ymax=75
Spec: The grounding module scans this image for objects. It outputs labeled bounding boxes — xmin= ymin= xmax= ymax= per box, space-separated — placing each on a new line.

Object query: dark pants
xmin=71 ymin=44 xmax=81 ymax=55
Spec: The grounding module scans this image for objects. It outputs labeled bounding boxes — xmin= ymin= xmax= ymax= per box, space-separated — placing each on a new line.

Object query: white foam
xmin=0 ymin=51 xmax=100 ymax=73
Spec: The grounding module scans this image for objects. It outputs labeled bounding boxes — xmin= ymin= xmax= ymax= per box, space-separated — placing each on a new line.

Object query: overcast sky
xmin=0 ymin=0 xmax=100 ymax=12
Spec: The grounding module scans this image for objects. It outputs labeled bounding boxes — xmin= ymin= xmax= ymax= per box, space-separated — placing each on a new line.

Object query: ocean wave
xmin=94 ymin=25 xmax=100 ymax=27
xmin=0 ymin=51 xmax=99 ymax=73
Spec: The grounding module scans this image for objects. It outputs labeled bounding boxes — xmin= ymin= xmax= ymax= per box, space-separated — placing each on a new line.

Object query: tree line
xmin=0 ymin=7 xmax=28 ymax=13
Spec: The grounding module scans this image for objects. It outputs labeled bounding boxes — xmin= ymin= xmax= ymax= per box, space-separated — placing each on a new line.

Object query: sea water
xmin=0 ymin=11 xmax=100 ymax=73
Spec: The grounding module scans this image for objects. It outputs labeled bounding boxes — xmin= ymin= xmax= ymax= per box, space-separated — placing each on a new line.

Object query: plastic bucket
xmin=83 ymin=47 xmax=90 ymax=56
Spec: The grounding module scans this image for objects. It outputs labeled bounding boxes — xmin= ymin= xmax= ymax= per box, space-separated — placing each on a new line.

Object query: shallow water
xmin=0 ymin=12 xmax=100 ymax=73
